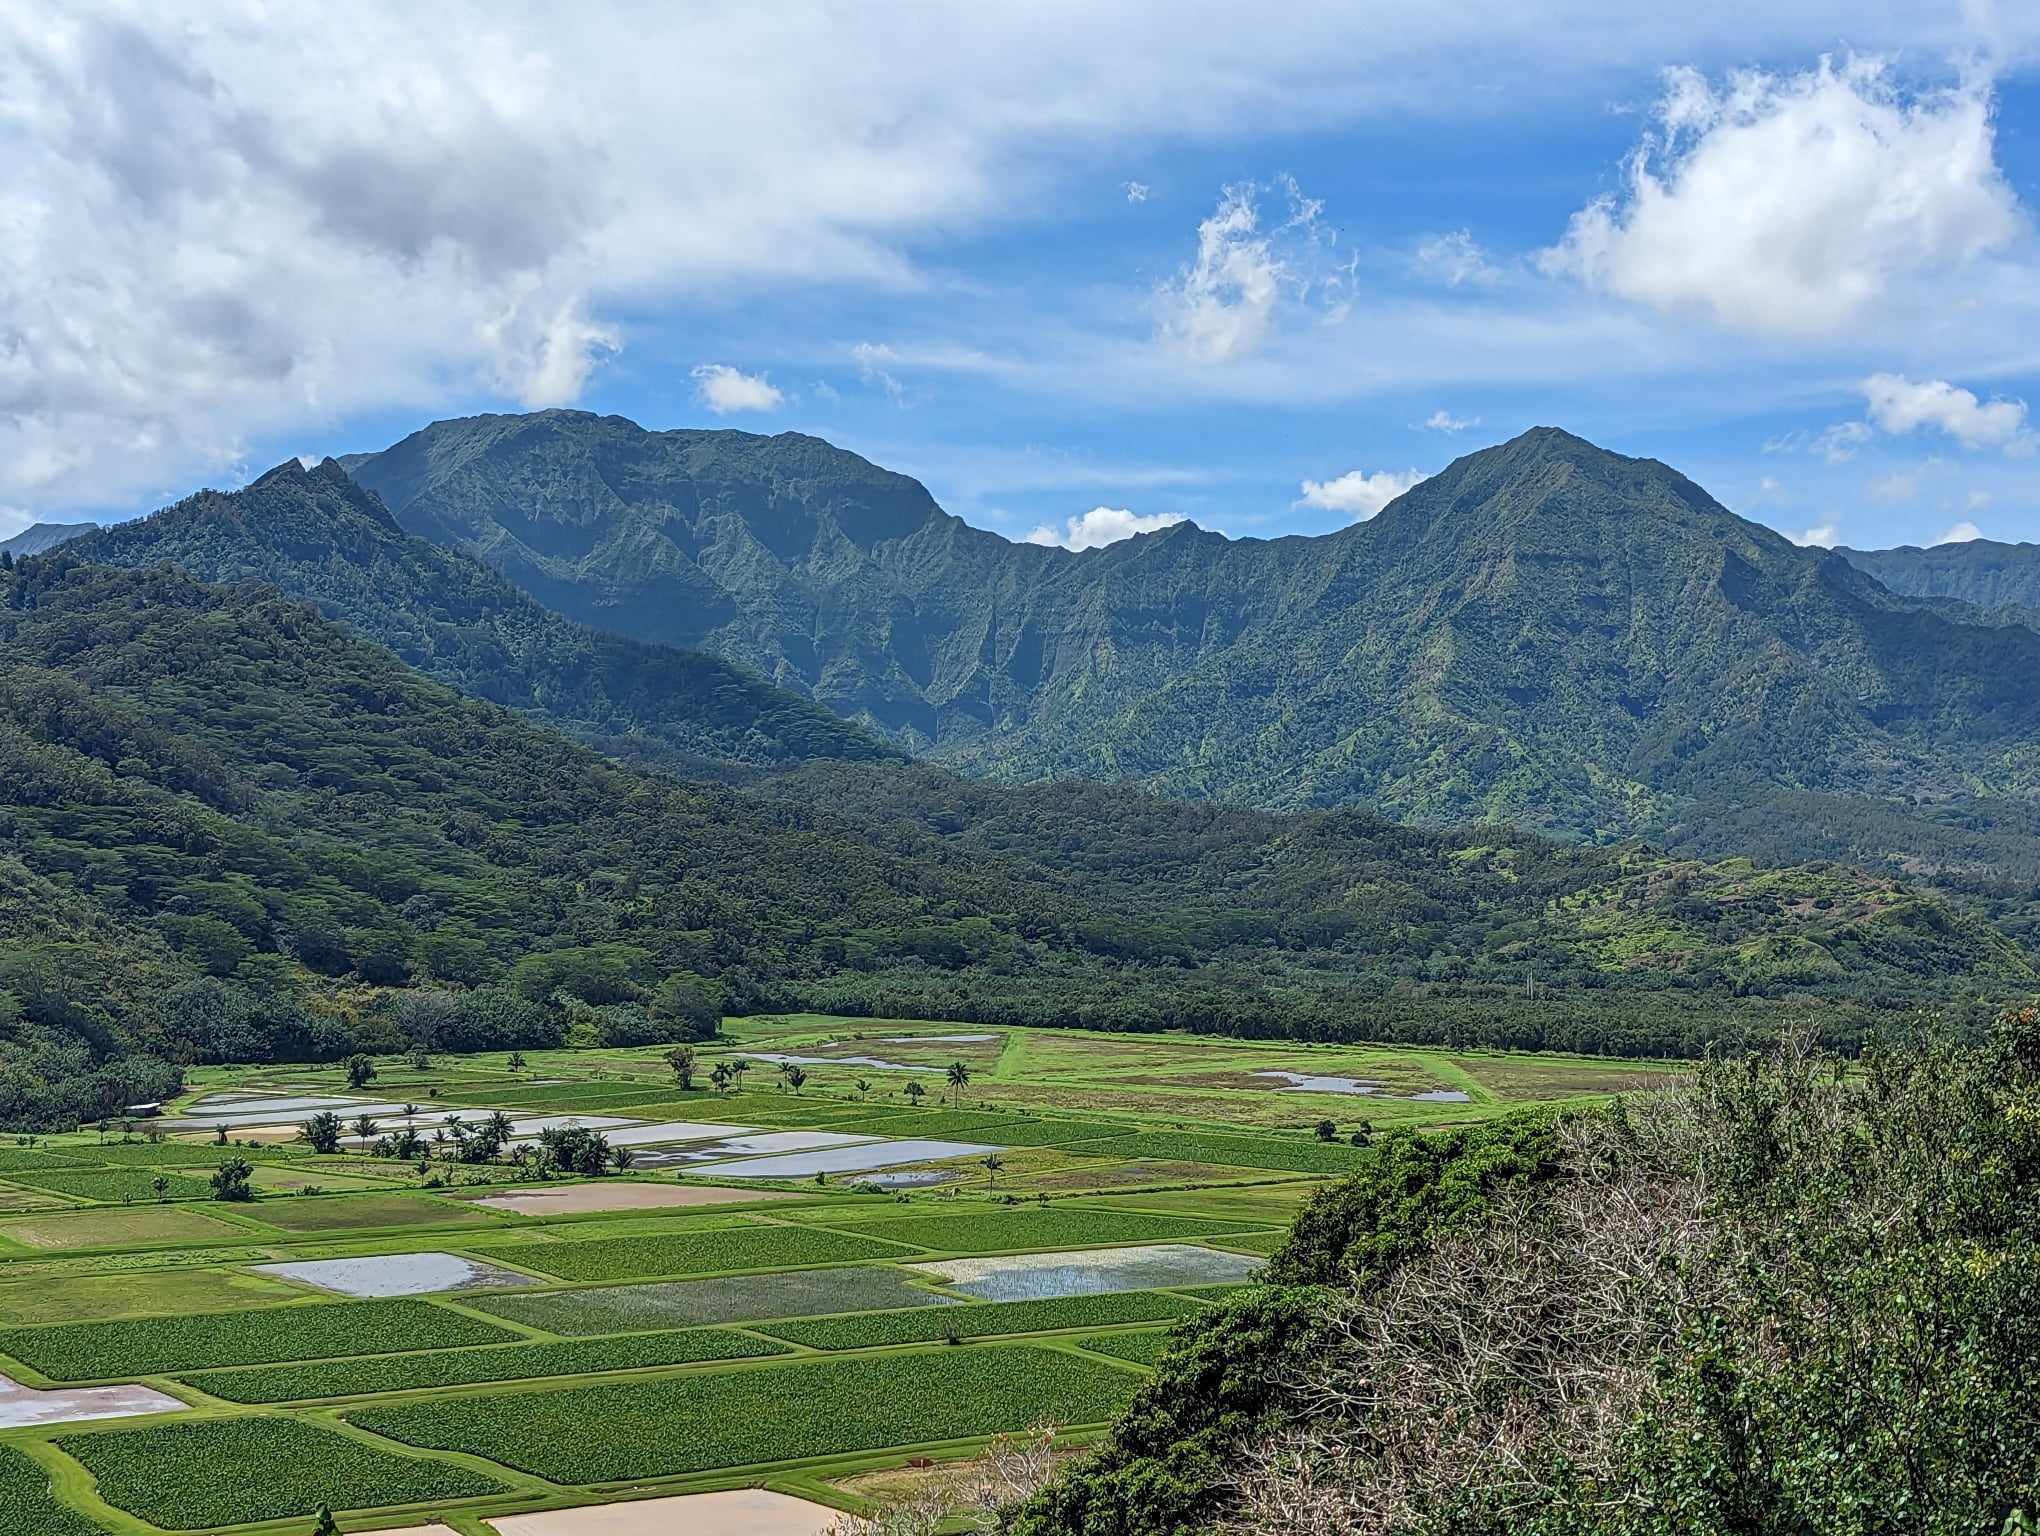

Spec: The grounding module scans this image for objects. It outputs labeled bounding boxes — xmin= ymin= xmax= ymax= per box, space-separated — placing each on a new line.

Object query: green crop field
xmin=350 ymin=1345 xmax=1141 ymax=1482
xmin=1078 ymin=1329 xmax=1176 ymax=1366
xmin=55 ymin=1416 xmax=508 ymax=1530
xmin=0 ymin=1167 xmax=216 ymax=1203
xmin=473 ymin=1223 xmax=917 ymax=1281
xmin=467 ymin=1265 xmax=950 ymax=1333
xmin=0 ymin=1020 xmax=1674 ymax=1533
xmin=817 ymin=1207 xmax=1278 ymax=1254
xmin=755 ymin=1291 xmax=1202 ymax=1349
xmin=0 ymin=1445 xmax=105 ymax=1536
xmin=183 ymin=1325 xmax=787 ymax=1402
xmin=3 ymin=1296 xmax=518 ymax=1379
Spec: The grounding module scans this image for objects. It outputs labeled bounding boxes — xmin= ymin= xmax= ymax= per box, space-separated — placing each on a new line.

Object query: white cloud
xmin=1787 ymin=520 xmax=1841 ymax=548
xmin=1813 ymin=421 xmax=1873 ymax=464
xmin=1156 ymin=184 xmax=1287 ymax=364
xmin=1860 ymin=373 xmax=2034 ymax=454
xmin=1420 ymin=409 xmax=1475 ymax=433
xmin=1415 ymin=230 xmax=1497 ymax=287
xmin=852 ymin=342 xmax=907 ymax=401
xmin=1124 ymin=181 xmax=1150 ymax=204
xmin=691 ymin=363 xmax=785 ymax=414
xmin=1298 ymin=468 xmax=1428 ymax=520
xmin=1759 ymin=476 xmax=1782 ymax=493
xmin=1541 ymin=57 xmax=2023 ymax=335
xmin=1936 ymin=519 xmax=1984 ymax=544
xmin=1023 ymin=506 xmax=1186 ymax=550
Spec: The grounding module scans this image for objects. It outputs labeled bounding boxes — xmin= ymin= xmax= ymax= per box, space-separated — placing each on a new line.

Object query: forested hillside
xmin=347 ymin=414 xmax=2040 ymax=871
xmin=1841 ymin=536 xmax=2040 ymax=623
xmin=1 ymin=554 xmax=2027 ymax=1125
xmin=68 ymin=458 xmax=893 ymax=779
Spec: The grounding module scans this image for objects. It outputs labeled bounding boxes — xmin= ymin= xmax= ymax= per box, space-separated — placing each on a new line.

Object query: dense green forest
xmin=1014 ymin=1012 xmax=2040 ymax=1535
xmin=0 ymin=552 xmax=2029 ymax=1123
xmin=349 ymin=413 xmax=2040 ymax=872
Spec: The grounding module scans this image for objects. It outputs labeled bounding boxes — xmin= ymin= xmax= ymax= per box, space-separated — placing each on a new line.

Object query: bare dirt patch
xmin=489 ymin=1490 xmax=842 ymax=1535
xmin=458 ymin=1182 xmax=801 ymax=1216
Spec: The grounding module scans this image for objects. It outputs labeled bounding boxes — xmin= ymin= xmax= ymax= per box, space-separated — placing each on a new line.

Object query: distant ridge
xmin=0 ymin=521 xmax=97 ymax=558
xmin=346 ymin=413 xmax=2040 ymax=871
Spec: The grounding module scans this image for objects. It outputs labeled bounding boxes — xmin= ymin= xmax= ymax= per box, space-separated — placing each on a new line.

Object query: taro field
xmin=0 ymin=1018 xmax=1673 ymax=1532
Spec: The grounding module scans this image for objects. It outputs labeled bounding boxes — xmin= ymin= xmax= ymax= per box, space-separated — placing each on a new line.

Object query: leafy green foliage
xmin=3 ymin=1296 xmax=517 ymax=1379
xmin=755 ymin=1291 xmax=1201 ymax=1349
xmin=0 ymin=1444 xmax=104 ymax=1536
xmin=1062 ymin=1131 xmax=1379 ymax=1175
xmin=0 ymin=1167 xmax=212 ymax=1203
xmin=183 ymin=1325 xmax=786 ymax=1402
xmin=55 ymin=1416 xmax=505 ymax=1531
xmin=1008 ymin=1287 xmax=1330 ymax=1536
xmin=469 ymin=1223 xmax=911 ymax=1282
xmin=1077 ymin=1330 xmax=1175 ymax=1367
xmin=821 ymin=1208 xmax=1274 ymax=1254
xmin=348 ymin=1345 xmax=1139 ymax=1482
xmin=1264 ymin=1113 xmax=1570 ymax=1286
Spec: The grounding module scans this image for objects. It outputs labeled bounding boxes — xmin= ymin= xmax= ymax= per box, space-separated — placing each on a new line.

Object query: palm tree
xmin=855 ymin=1077 xmax=872 ymax=1101
xmin=785 ymin=1065 xmax=808 ymax=1094
xmin=150 ymin=1174 xmax=170 ymax=1203
xmin=946 ymin=1061 xmax=971 ymax=1108
xmin=352 ymin=1114 xmax=380 ymax=1151
xmin=981 ymin=1152 xmax=1004 ymax=1188
xmin=401 ymin=1102 xmax=419 ymax=1132
xmin=486 ymin=1110 xmax=517 ymax=1161
xmin=904 ymin=1080 xmax=926 ymax=1108
xmin=610 ymin=1144 xmax=637 ymax=1172
xmin=711 ymin=1062 xmax=733 ymax=1095
xmin=730 ymin=1058 xmax=750 ymax=1093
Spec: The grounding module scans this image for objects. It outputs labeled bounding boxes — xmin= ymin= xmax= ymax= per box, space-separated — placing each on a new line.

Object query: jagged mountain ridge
xmin=347 ymin=413 xmax=2040 ymax=860
xmin=62 ymin=457 xmax=896 ymax=778
xmin=0 ymin=522 xmax=97 ymax=559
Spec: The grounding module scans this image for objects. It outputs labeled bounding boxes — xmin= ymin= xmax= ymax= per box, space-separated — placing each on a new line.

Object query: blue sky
xmin=7 ymin=3 xmax=2040 ymax=553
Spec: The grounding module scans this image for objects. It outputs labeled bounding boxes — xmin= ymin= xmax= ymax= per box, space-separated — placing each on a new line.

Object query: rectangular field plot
xmin=1060 ymin=1130 xmax=1376 ymax=1174
xmin=830 ymin=1112 xmax=1119 ymax=1147
xmin=466 ymin=1265 xmax=954 ymax=1334
xmin=184 ymin=1326 xmax=786 ymax=1403
xmin=0 ymin=1444 xmax=104 ymax=1536
xmin=236 ymin=1192 xmax=503 ymax=1232
xmin=54 ymin=1416 xmax=508 ymax=1531
xmin=3 ymin=1297 xmax=519 ymax=1380
xmin=0 ymin=1206 xmax=252 ymax=1252
xmin=0 ymin=1265 xmax=301 ymax=1325
xmin=252 ymin=1252 xmax=536 ymax=1298
xmin=1078 ymin=1330 xmax=1174 ymax=1367
xmin=909 ymin=1244 xmax=1265 ymax=1301
xmin=818 ymin=1208 xmax=1276 ymax=1255
xmin=0 ymin=1168 xmax=214 ymax=1203
xmin=0 ymin=1151 xmax=94 ymax=1173
xmin=349 ymin=1345 xmax=1140 ymax=1483
xmin=754 ymin=1290 xmax=1201 ymax=1349
xmin=471 ymin=1224 xmax=915 ymax=1283
xmin=695 ymin=1138 xmax=998 ymax=1180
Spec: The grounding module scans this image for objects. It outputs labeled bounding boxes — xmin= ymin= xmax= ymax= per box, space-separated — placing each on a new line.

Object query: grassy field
xmin=0 ymin=1017 xmax=1673 ymax=1532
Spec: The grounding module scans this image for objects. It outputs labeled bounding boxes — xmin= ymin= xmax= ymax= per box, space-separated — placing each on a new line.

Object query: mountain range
xmin=0 ymin=522 xmax=96 ymax=559
xmin=340 ymin=412 xmax=2040 ymax=873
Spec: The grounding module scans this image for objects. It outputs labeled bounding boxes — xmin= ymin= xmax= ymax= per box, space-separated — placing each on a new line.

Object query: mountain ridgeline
xmin=65 ymin=459 xmax=895 ymax=780
xmin=347 ymin=413 xmax=2040 ymax=874
xmin=1838 ymin=537 xmax=2040 ymax=631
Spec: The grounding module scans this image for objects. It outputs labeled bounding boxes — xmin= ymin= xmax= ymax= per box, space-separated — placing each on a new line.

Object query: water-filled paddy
xmin=633 ymin=1130 xmax=874 ymax=1168
xmin=746 ymin=1050 xmax=940 ymax=1073
xmin=697 ymin=1137 xmax=997 ymax=1179
xmin=910 ymin=1243 xmax=1264 ymax=1300
xmin=0 ymin=1371 xmax=187 ymax=1428
xmin=467 ymin=1265 xmax=955 ymax=1333
xmin=252 ymin=1251 xmax=535 ymax=1298
xmin=459 ymin=1183 xmax=797 ymax=1216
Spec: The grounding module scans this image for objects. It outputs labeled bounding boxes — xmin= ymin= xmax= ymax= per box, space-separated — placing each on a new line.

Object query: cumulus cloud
xmin=1156 ymin=184 xmax=1289 ymax=364
xmin=1124 ymin=181 xmax=1151 ymax=204
xmin=1023 ymin=506 xmax=1186 ymax=550
xmin=1936 ymin=519 xmax=1984 ymax=544
xmin=1861 ymin=373 xmax=2033 ymax=454
xmin=1541 ymin=57 xmax=2023 ymax=335
xmin=1421 ymin=409 xmax=1475 ymax=432
xmin=1415 ymin=230 xmax=1497 ymax=287
xmin=691 ymin=363 xmax=785 ymax=414
xmin=1787 ymin=520 xmax=1842 ymax=549
xmin=1299 ymin=468 xmax=1428 ymax=520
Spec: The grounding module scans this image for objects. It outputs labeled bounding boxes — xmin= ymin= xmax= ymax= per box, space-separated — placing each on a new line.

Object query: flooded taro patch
xmin=489 ymin=1489 xmax=844 ymax=1535
xmin=910 ymin=1243 xmax=1265 ymax=1300
xmin=692 ymin=1137 xmax=999 ymax=1179
xmin=252 ymin=1251 xmax=536 ymax=1298
xmin=0 ymin=1371 xmax=188 ymax=1428
xmin=467 ymin=1264 xmax=958 ymax=1332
